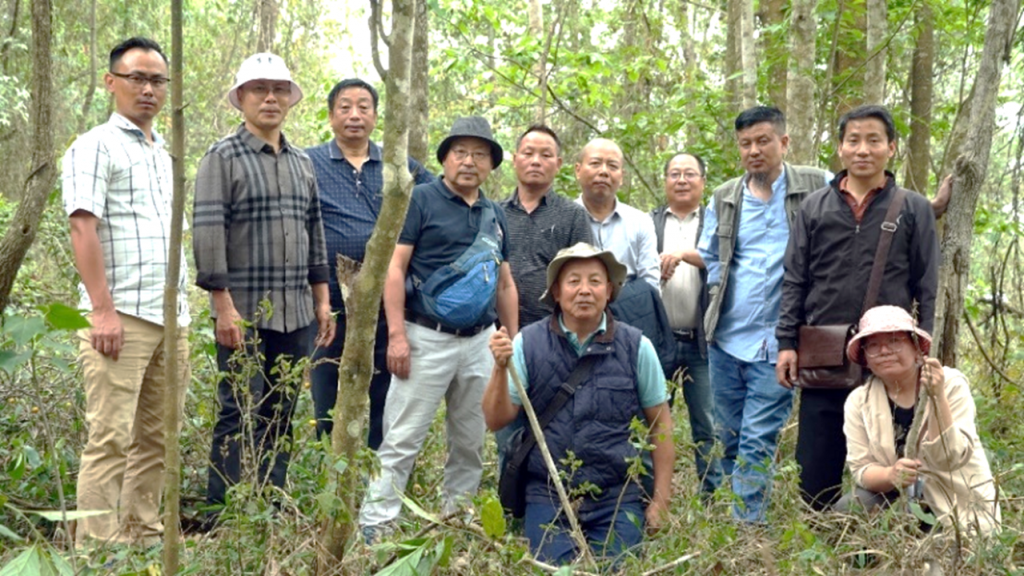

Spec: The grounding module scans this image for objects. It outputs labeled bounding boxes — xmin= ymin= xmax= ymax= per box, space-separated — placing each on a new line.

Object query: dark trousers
xmin=524 ymin=499 xmax=645 ymax=565
xmin=796 ymin=387 xmax=855 ymax=510
xmin=207 ymin=323 xmax=316 ymax=507
xmin=310 ymin=312 xmax=390 ymax=450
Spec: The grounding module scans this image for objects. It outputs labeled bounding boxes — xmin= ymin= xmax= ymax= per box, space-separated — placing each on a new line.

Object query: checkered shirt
xmin=193 ymin=124 xmax=329 ymax=334
xmin=61 ymin=113 xmax=190 ymax=327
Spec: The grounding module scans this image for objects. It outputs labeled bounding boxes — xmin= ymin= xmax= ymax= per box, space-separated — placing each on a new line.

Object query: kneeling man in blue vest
xmin=483 ymin=243 xmax=675 ymax=564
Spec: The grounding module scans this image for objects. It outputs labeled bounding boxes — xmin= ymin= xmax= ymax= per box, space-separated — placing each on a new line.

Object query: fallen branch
xmin=640 ymin=552 xmax=701 ymax=575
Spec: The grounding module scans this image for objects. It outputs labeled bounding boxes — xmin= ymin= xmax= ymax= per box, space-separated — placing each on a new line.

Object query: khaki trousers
xmin=76 ymin=312 xmax=189 ymax=547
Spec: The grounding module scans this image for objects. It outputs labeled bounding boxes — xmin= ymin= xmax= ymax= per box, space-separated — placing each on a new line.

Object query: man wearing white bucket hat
xmin=194 ymin=53 xmax=334 ymax=516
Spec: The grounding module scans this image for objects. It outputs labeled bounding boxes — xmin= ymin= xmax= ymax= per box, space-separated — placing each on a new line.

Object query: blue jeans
xmin=708 ymin=344 xmax=793 ymax=523
xmin=524 ymin=499 xmax=645 ymax=565
xmin=673 ymin=337 xmax=722 ymax=495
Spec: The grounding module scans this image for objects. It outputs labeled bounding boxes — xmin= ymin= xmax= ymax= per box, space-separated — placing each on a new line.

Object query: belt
xmin=673 ymin=329 xmax=697 ymax=341
xmin=406 ymin=310 xmax=491 ymax=337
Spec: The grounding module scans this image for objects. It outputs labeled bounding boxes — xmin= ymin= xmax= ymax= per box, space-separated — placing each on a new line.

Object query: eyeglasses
xmin=450 ymin=149 xmax=491 ymax=164
xmin=667 ymin=170 xmax=703 ymax=182
xmin=863 ymin=336 xmax=906 ymax=358
xmin=245 ymin=84 xmax=292 ymax=98
xmin=110 ymin=72 xmax=170 ymax=90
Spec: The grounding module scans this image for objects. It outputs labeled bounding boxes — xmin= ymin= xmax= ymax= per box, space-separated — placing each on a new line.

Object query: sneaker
xmin=361 ymin=523 xmax=395 ymax=545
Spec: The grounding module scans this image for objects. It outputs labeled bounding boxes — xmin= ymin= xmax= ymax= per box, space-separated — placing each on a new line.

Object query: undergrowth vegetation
xmin=0 ymin=182 xmax=1021 ymax=576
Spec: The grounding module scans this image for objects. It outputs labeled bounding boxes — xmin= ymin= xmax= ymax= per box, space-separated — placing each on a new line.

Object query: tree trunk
xmin=863 ymin=0 xmax=886 ymax=104
xmin=737 ymin=0 xmax=756 ymax=109
xmin=932 ymin=0 xmax=1021 ymax=365
xmin=827 ymin=0 xmax=865 ymax=170
xmin=0 ymin=0 xmax=54 ymax=315
xmin=256 ymin=0 xmax=277 ymax=52
xmin=904 ymin=3 xmax=934 ymax=193
xmin=528 ymin=0 xmax=545 ymax=122
xmin=761 ymin=0 xmax=787 ymax=112
xmin=786 ymin=0 xmax=817 ymax=165
xmin=162 ymin=0 xmax=185 ymax=572
xmin=318 ymin=0 xmax=417 ymax=566
xmin=409 ymin=0 xmax=429 ymax=164
xmin=0 ymin=0 xmax=20 ymax=75
xmin=76 ymin=0 xmax=97 ymax=134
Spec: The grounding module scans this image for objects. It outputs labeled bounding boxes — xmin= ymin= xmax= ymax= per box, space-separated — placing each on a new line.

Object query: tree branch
xmin=369 ymin=0 xmax=388 ymax=79
xmin=962 ymin=309 xmax=1023 ymax=389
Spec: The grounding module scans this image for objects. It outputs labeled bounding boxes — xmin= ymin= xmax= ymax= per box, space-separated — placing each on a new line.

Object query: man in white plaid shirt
xmin=62 ymin=37 xmax=189 ymax=548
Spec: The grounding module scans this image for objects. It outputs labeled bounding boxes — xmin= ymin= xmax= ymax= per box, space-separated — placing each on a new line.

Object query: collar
xmin=435 ymin=177 xmax=485 ymax=205
xmin=328 ymin=139 xmax=382 ymax=162
xmin=575 ymin=195 xmax=621 ymax=222
xmin=549 ymin=309 xmax=617 ymax=343
xmin=505 ymin=187 xmax=552 ymax=209
xmin=557 ymin=311 xmax=608 ymax=338
xmin=832 ymin=169 xmax=896 ymax=194
xmin=742 ymin=169 xmax=786 ymax=196
xmin=109 ymin=113 xmax=165 ymax=145
xmin=236 ymin=123 xmax=292 ymax=154
xmin=667 ymin=205 xmax=700 ymax=222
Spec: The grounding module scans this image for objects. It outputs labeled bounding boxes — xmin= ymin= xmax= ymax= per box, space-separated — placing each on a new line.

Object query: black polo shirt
xmin=399 ymin=178 xmax=510 ymax=324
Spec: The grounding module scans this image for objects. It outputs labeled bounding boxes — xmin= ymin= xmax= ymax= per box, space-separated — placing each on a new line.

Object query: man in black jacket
xmin=650 ymin=152 xmax=721 ymax=497
xmin=776 ymin=105 xmax=940 ymax=510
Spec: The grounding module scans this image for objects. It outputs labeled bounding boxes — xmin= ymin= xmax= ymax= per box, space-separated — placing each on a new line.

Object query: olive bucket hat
xmin=539 ymin=243 xmax=628 ymax=307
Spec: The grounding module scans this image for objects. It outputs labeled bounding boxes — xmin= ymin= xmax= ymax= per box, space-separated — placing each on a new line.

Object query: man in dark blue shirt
xmin=307 ymin=78 xmax=433 ymax=449
xmin=359 ymin=116 xmax=519 ymax=540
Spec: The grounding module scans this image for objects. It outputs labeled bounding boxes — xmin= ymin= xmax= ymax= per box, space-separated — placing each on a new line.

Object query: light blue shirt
xmin=575 ymin=197 xmax=661 ymax=290
xmin=698 ymin=173 xmax=791 ymax=363
xmin=507 ymin=313 xmax=667 ymax=408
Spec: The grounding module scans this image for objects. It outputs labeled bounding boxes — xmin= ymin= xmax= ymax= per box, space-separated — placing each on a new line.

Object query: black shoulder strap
xmin=862 ymin=187 xmax=908 ymax=314
xmin=508 ymin=355 xmax=599 ymax=470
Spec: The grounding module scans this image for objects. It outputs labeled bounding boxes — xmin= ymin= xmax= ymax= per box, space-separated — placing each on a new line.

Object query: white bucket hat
xmin=227 ymin=53 xmax=304 ymax=111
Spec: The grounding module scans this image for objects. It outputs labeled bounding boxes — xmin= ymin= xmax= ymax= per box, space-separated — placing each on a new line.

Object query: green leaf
xmin=0 ymin=545 xmax=42 ymax=576
xmin=479 ymin=496 xmax=506 ymax=539
xmin=3 ymin=316 xmax=46 ymax=346
xmin=39 ymin=303 xmax=91 ymax=331
xmin=434 ymin=535 xmax=453 ymax=568
xmin=554 ymin=567 xmax=574 ymax=576
xmin=395 ymin=491 xmax=439 ymax=525
xmin=374 ymin=545 xmax=428 ymax=576
xmin=0 ymin=350 xmax=31 ymax=374
xmin=333 ymin=458 xmax=349 ymax=475
xmin=28 ymin=509 xmax=113 ymax=521
xmin=909 ymin=501 xmax=937 ymax=525
xmin=0 ymin=523 xmax=21 ymax=541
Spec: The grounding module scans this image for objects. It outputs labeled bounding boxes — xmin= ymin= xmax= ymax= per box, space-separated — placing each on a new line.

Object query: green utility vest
xmin=703 ymin=163 xmax=828 ymax=343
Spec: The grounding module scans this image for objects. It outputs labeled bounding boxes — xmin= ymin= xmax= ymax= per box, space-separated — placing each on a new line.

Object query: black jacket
xmin=608 ymin=278 xmax=677 ymax=378
xmin=777 ymin=171 xmax=939 ymax=349
xmin=650 ymin=204 xmax=709 ymax=358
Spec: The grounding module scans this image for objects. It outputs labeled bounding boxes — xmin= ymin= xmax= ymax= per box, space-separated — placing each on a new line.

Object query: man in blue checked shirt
xmin=306 ymin=79 xmax=434 ymax=450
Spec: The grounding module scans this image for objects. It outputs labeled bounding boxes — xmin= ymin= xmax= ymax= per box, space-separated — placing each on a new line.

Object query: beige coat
xmin=843 ymin=367 xmax=1000 ymax=535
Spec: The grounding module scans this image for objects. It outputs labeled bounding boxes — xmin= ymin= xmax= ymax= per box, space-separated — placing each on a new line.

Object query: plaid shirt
xmin=61 ymin=113 xmax=190 ymax=327
xmin=193 ymin=124 xmax=329 ymax=333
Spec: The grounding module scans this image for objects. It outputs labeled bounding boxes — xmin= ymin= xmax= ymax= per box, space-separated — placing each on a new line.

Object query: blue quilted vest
xmin=521 ymin=313 xmax=645 ymax=509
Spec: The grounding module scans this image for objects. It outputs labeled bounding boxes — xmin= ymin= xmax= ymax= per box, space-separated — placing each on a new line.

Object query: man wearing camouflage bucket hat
xmin=483 ymin=242 xmax=675 ymax=564
xmin=359 ymin=116 xmax=519 ymax=541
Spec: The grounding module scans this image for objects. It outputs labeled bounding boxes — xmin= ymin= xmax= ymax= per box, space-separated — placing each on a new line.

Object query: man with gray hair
xmin=194 ymin=53 xmax=335 ymax=514
xmin=359 ymin=116 xmax=518 ymax=541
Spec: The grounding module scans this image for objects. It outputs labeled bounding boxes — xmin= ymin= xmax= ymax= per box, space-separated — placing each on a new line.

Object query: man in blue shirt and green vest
xmin=698 ymin=106 xmax=829 ymax=523
xmin=483 ymin=243 xmax=674 ymax=564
